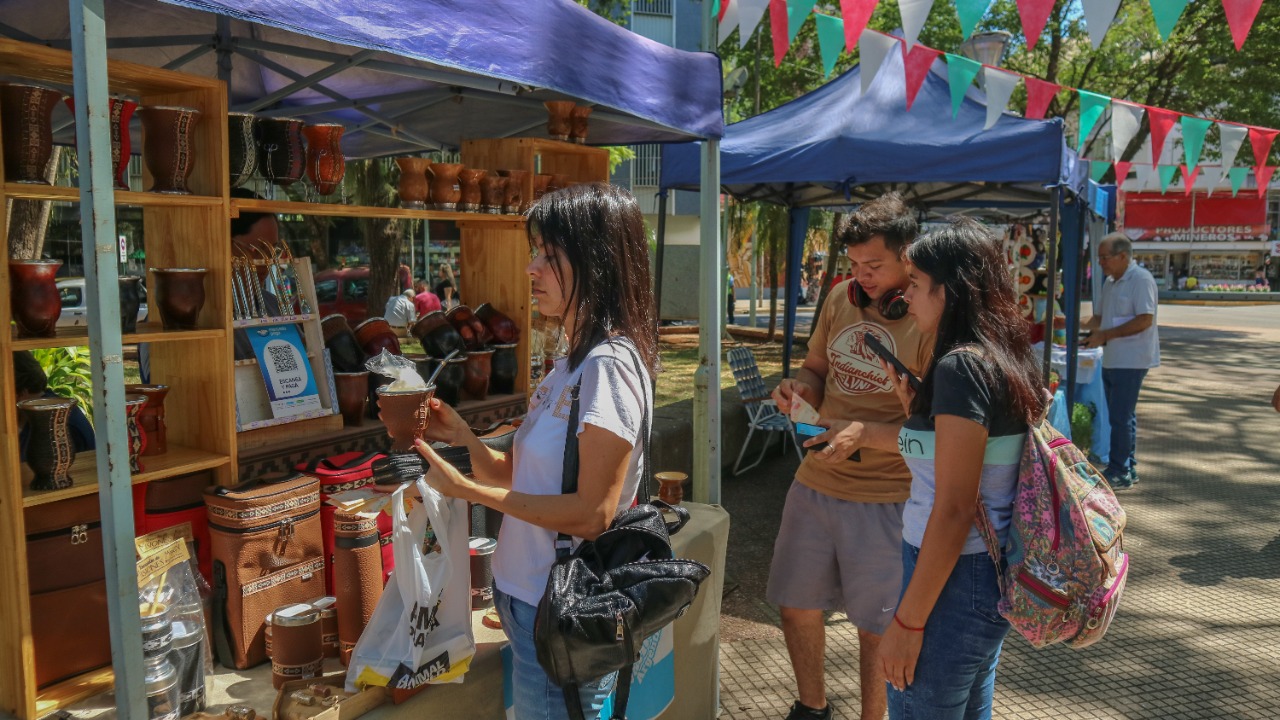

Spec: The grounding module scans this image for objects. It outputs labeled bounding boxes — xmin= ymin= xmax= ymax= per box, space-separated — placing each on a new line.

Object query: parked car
xmin=57 ymin=277 xmax=148 ymax=328
xmin=315 ymin=266 xmax=411 ymax=326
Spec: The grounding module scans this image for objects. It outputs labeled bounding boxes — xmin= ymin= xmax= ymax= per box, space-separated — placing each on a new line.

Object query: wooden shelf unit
xmin=0 ymin=38 xmax=235 ymax=720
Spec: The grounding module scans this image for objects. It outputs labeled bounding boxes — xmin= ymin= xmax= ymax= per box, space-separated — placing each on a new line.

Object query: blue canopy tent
xmin=660 ymin=45 xmax=1093 ymax=386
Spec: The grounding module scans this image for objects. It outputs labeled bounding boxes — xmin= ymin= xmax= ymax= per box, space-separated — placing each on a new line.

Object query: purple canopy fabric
xmin=0 ymin=0 xmax=722 ymax=156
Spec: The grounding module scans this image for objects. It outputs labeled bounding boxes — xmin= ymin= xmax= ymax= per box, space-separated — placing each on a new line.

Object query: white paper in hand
xmin=790 ymin=394 xmax=821 ymax=426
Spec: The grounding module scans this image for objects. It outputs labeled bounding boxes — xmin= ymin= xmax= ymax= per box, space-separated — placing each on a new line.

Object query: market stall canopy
xmin=0 ymin=0 xmax=724 ymax=156
xmin=660 ymin=45 xmax=1085 ymax=209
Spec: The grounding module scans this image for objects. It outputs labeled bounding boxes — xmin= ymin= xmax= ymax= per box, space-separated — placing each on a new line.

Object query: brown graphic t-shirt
xmin=795 ymin=280 xmax=932 ymax=503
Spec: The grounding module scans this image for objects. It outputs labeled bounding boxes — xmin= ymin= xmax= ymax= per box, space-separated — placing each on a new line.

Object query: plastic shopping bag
xmin=346 ymin=478 xmax=475 ymax=692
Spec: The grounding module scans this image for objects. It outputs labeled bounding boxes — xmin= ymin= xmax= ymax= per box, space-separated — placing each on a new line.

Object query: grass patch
xmin=655 ymin=334 xmax=790 ymax=409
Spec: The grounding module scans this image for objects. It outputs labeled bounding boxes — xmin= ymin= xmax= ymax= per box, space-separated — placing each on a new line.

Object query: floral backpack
xmin=975 ymin=420 xmax=1129 ymax=648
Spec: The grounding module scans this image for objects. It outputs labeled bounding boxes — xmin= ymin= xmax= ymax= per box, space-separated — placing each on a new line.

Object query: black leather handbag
xmin=534 ymin=343 xmax=710 ymax=720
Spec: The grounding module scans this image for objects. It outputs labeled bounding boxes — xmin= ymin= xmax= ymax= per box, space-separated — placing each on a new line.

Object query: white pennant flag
xmin=900 ymin=0 xmax=936 ymax=49
xmin=1134 ymin=164 xmax=1155 ymax=191
xmin=736 ymin=0 xmax=770 ymax=49
xmin=1110 ymin=103 xmax=1144 ymax=164
xmin=1082 ymin=0 xmax=1122 ymax=49
xmin=1205 ymin=165 xmax=1226 ymax=196
xmin=1218 ymin=123 xmax=1248 ymax=170
xmin=859 ymin=30 xmax=898 ymax=95
xmin=718 ymin=0 xmax=740 ymax=47
xmin=983 ymin=68 xmax=1019 ymax=130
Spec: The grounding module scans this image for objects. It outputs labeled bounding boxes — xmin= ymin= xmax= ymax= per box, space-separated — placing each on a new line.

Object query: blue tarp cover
xmin=661 ymin=45 xmax=1085 ymax=207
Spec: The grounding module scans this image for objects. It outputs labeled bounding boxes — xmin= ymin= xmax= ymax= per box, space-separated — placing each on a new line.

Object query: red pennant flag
xmin=1015 ymin=0 xmax=1057 ymax=49
xmin=770 ymin=0 xmax=789 ymax=67
xmin=1222 ymin=0 xmax=1264 ymax=51
xmin=1180 ymin=164 xmax=1201 ymax=195
xmin=1023 ymin=77 xmax=1060 ymax=120
xmin=1249 ymin=127 xmax=1279 ymax=169
xmin=840 ymin=0 xmax=881 ymax=53
xmin=718 ymin=0 xmax=731 ymax=23
xmin=1146 ymin=106 xmax=1180 ymax=167
xmin=903 ymin=45 xmax=941 ymax=110
xmin=1258 ymin=165 xmax=1277 ymax=198
xmin=1113 ymin=160 xmax=1132 ymax=186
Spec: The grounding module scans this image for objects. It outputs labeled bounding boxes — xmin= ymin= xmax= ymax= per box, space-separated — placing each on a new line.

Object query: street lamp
xmin=959 ymin=31 xmax=1013 ymax=89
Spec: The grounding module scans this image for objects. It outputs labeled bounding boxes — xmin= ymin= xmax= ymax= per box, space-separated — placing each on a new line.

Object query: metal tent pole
xmin=654 ymin=189 xmax=669 ymax=322
xmin=783 ymin=207 xmax=809 ymax=378
xmin=1042 ymin=187 xmax=1060 ymax=382
xmin=69 ymin=1 xmax=145 ymax=718
xmin=693 ymin=0 xmax=722 ymax=507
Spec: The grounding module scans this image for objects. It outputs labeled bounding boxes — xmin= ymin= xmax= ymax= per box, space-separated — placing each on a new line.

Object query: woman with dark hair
xmin=413 ymin=183 xmax=657 ymax=718
xmin=877 ymin=218 xmax=1047 ymax=719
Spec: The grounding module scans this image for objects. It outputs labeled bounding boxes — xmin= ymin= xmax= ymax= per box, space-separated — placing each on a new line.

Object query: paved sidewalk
xmin=716 ymin=311 xmax=1280 ymax=719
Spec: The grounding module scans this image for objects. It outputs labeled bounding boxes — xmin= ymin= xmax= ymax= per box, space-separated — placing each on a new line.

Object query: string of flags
xmin=715 ymin=0 xmax=1278 ymax=196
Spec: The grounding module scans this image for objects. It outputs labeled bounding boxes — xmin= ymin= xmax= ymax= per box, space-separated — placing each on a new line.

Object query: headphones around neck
xmin=848 ymin=280 xmax=909 ymax=321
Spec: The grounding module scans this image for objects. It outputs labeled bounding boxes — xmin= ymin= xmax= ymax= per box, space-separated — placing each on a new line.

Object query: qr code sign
xmin=267 ymin=345 xmax=299 ymax=373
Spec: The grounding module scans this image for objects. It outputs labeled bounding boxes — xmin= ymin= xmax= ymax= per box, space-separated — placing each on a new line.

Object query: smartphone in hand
xmin=795 ymin=422 xmax=861 ymax=462
xmin=863 ymin=332 xmax=921 ymax=393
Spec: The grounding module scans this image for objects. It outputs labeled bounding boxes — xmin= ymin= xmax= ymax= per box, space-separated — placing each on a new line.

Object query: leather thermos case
xmin=333 ymin=511 xmax=383 ymax=666
xmin=24 ymin=494 xmax=112 ymax=687
xmin=206 ymin=473 xmax=325 ymax=670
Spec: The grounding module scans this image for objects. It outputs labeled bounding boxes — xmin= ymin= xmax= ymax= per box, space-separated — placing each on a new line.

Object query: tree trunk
xmin=812 ymin=212 xmax=843 ymax=322
xmin=366 ymin=218 xmax=401 ymax=319
xmin=7 ymin=147 xmax=62 ymax=260
xmin=304 ymin=214 xmax=332 ymax=271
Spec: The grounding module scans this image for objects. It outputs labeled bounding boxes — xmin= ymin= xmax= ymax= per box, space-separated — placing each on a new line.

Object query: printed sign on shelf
xmin=247 ymin=324 xmax=322 ymax=419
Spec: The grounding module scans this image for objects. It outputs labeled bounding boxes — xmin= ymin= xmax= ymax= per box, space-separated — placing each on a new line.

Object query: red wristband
xmin=894 ymin=613 xmax=924 ymax=632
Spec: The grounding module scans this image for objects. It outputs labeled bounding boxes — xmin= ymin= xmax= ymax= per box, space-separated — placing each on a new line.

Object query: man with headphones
xmin=768 ymin=192 xmax=932 ymax=720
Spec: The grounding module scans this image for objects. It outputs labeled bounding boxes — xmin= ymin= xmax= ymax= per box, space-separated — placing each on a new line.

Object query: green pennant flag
xmin=787 ymin=0 xmax=819 ymax=44
xmin=955 ymin=0 xmax=992 ymax=40
xmin=1181 ymin=115 xmax=1213 ymax=172
xmin=814 ymin=12 xmax=845 ymax=77
xmin=713 ymin=0 xmax=721 ymax=19
xmin=1078 ymin=90 xmax=1110 ymax=153
xmin=1089 ymin=160 xmax=1109 ymax=182
xmin=1157 ymin=165 xmax=1178 ymax=194
xmin=1229 ymin=166 xmax=1249 ymax=197
xmin=946 ymin=55 xmax=982 ymax=118
xmin=1148 ymin=0 xmax=1191 ymax=40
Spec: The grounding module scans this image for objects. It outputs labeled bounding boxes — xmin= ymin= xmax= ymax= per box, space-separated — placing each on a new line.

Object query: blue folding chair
xmin=726 ymin=347 xmax=802 ymax=476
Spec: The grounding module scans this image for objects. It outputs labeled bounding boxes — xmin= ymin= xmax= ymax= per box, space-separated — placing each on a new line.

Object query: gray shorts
xmin=766 ymin=481 xmax=905 ymax=635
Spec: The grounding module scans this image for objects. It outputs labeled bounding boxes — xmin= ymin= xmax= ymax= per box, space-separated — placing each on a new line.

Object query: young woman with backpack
xmin=878 ymin=218 xmax=1048 ymax=719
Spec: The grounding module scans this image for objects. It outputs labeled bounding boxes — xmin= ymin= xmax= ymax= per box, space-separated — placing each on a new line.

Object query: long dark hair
xmin=907 ymin=218 xmax=1046 ymax=424
xmin=527 ymin=183 xmax=659 ymax=375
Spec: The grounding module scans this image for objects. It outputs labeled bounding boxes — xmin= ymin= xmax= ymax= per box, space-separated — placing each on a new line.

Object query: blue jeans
xmin=495 ymin=588 xmax=617 ymax=720
xmin=1102 ymin=368 xmax=1148 ymax=477
xmin=888 ymin=543 xmax=1010 ymax=720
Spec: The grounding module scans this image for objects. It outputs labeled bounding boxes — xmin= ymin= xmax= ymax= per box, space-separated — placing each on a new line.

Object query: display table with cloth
xmin=1035 ymin=343 xmax=1110 ymax=464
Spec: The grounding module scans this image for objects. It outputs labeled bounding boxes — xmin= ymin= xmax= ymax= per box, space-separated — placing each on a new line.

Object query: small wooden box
xmin=272 ymin=673 xmax=387 ymax=720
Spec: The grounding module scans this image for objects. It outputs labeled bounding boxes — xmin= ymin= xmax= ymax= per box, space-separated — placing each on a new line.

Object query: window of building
xmin=631 ymin=144 xmax=661 ymax=188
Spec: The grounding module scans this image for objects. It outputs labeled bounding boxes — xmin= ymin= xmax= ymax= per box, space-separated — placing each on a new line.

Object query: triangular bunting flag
xmin=1250 ymin=127 xmax=1278 ymax=168
xmin=946 ymin=55 xmax=982 ymax=117
xmin=840 ymin=0 xmax=880 ymax=53
xmin=859 ymin=30 xmax=898 ymax=95
xmin=1113 ymin=160 xmax=1133 ymax=186
xmin=1111 ymin=102 xmax=1145 ymax=162
xmin=1180 ymin=164 xmax=1201 ymax=195
xmin=1015 ymin=0 xmax=1057 ymax=49
xmin=1146 ymin=106 xmax=1179 ymax=167
xmin=1024 ymin=77 xmax=1060 ymax=119
xmin=1082 ymin=0 xmax=1123 ymax=48
xmin=1222 ymin=0 xmax=1264 ymax=51
xmin=788 ymin=0 xmax=819 ymax=44
xmin=1257 ymin=165 xmax=1277 ymax=198
xmin=984 ymin=68 xmax=1020 ymax=129
xmin=903 ymin=45 xmax=941 ymax=110
xmin=1218 ymin=123 xmax=1249 ymax=170
xmin=1089 ymin=160 xmax=1109 ymax=183
xmin=718 ymin=0 xmax=741 ymax=45
xmin=900 ymin=0 xmax=936 ymax=49
xmin=1077 ymin=90 xmax=1110 ymax=153
xmin=770 ymin=0 xmax=789 ymax=67
xmin=814 ymin=13 xmax=846 ymax=77
xmin=1148 ymin=0 xmax=1191 ymax=39
xmin=1204 ymin=166 xmax=1223 ymax=196
xmin=1229 ymin=166 xmax=1249 ymax=197
xmin=1157 ymin=165 xmax=1179 ymax=194
xmin=1134 ymin=163 xmax=1155 ymax=190
xmin=737 ymin=0 xmax=771 ymax=48
xmin=1180 ymin=115 xmax=1213 ymax=172
xmin=955 ymin=0 xmax=992 ymax=39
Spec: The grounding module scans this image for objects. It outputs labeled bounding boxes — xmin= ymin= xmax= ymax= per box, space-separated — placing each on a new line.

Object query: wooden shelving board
xmin=232 ymin=197 xmax=526 ymax=227
xmin=34 ymin=666 xmax=115 ymax=716
xmin=10 ymin=326 xmax=226 ymax=350
xmin=3 ymin=183 xmax=224 ymax=207
xmin=0 ymin=37 xmax=223 ymax=96
xmin=20 ymin=444 xmax=232 ymax=508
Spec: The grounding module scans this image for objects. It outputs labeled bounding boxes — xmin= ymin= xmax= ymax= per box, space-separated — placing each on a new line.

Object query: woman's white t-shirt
xmin=492 ymin=339 xmax=652 ymax=607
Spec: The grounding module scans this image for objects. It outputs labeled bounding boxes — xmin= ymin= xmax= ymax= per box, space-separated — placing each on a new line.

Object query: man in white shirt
xmin=1083 ymin=233 xmax=1160 ymax=490
xmin=384 ymin=289 xmax=417 ymax=331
